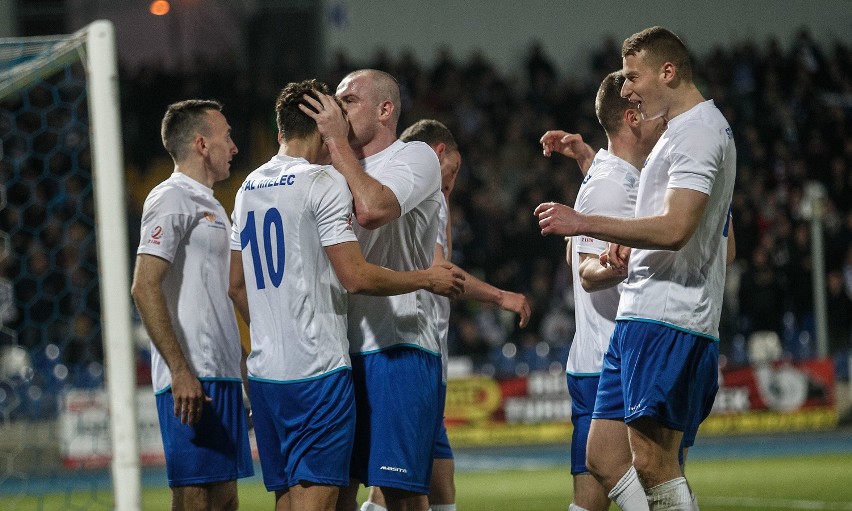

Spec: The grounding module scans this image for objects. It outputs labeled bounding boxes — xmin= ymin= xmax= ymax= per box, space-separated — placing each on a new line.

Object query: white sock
xmin=431 ymin=506 xmax=456 ymax=511
xmin=568 ymin=504 xmax=590 ymax=511
xmin=646 ymin=477 xmax=692 ymax=511
xmin=360 ymin=502 xmax=388 ymax=511
xmin=608 ymin=466 xmax=650 ymax=511
xmin=690 ymin=488 xmax=699 ymax=510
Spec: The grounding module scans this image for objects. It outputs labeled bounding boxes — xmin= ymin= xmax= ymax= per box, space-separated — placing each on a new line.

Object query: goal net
xmin=0 ymin=20 xmax=140 ymax=510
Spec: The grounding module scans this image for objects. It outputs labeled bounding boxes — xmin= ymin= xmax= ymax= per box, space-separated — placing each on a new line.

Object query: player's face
xmin=621 ymin=50 xmax=667 ymax=121
xmin=203 ymin=110 xmax=238 ymax=183
xmin=440 ymin=148 xmax=461 ymax=195
xmin=336 ymin=74 xmax=380 ymax=149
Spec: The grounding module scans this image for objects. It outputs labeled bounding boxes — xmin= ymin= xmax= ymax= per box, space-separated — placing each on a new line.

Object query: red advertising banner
xmin=444 ymin=359 xmax=839 ymax=447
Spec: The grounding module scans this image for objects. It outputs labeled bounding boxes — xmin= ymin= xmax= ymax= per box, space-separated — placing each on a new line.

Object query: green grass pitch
xmin=3 ymin=454 xmax=851 ymax=510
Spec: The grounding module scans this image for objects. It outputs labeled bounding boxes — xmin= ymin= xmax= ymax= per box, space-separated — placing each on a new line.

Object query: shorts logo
xmin=379 ymin=465 xmax=408 ymax=474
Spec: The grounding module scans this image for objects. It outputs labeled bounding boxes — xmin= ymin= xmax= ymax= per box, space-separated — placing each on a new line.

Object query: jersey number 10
xmin=240 ymin=209 xmax=285 ymax=289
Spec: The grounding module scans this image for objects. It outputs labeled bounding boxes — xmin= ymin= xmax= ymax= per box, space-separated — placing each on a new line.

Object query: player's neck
xmin=608 ymin=138 xmax=645 ymax=172
xmin=356 ymin=129 xmax=397 ymax=159
xmin=174 ymin=161 xmax=214 ymax=189
xmin=279 ymin=134 xmax=325 ymax=165
xmin=663 ymin=85 xmax=705 ymax=122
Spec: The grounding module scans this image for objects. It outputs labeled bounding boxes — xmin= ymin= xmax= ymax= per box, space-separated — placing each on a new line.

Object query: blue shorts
xmin=155 ymin=379 xmax=254 ymax=487
xmin=350 ymin=346 xmax=443 ymax=494
xmin=249 ymin=369 xmax=355 ymax=492
xmin=433 ymin=384 xmax=453 ymax=460
xmin=566 ymin=373 xmax=599 ymax=475
xmin=593 ymin=320 xmax=719 ymax=448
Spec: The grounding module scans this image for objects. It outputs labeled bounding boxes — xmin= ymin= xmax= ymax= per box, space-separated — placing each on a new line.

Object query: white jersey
xmin=617 ymin=100 xmax=736 ymax=340
xmin=347 ymin=140 xmax=442 ymax=355
xmin=230 ymin=155 xmax=358 ymax=382
xmin=435 ymin=193 xmax=451 ymax=382
xmin=568 ymin=150 xmax=640 ymax=375
xmin=137 ymin=172 xmax=242 ymax=393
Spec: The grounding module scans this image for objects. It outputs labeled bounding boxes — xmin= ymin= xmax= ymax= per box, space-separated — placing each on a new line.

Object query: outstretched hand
xmin=427 ymin=263 xmax=466 ymax=299
xmin=539 ymin=130 xmax=595 ymax=175
xmin=534 ymin=201 xmax=583 ymax=237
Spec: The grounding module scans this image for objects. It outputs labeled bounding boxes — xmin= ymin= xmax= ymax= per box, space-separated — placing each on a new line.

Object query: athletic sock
xmin=431 ymin=505 xmax=456 ymax=511
xmin=645 ymin=477 xmax=692 ymax=511
xmin=360 ymin=502 xmax=388 ymax=511
xmin=608 ymin=466 xmax=650 ymax=511
xmin=690 ymin=488 xmax=699 ymax=510
xmin=568 ymin=504 xmax=590 ymax=511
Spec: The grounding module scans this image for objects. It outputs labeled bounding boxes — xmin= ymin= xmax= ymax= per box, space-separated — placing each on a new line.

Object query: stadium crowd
xmin=2 ymin=28 xmax=851 ymax=419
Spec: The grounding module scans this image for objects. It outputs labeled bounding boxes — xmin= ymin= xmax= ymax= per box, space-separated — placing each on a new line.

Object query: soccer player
xmin=535 ymin=26 xmax=736 ymax=510
xmin=228 ymin=80 xmax=465 ymax=511
xmin=361 ymin=120 xmax=532 ymax=511
xmin=131 ymin=99 xmax=253 ymax=511
xmin=300 ymin=70 xmax=445 ymax=511
xmin=545 ymin=71 xmax=665 ymax=511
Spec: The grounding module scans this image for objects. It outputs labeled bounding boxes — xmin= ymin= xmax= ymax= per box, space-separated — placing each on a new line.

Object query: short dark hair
xmin=595 ymin=71 xmax=634 ymax=136
xmin=160 ymin=99 xmax=222 ymax=162
xmin=400 ymin=119 xmax=457 ymax=152
xmin=275 ymin=79 xmax=332 ymax=141
xmin=622 ymin=26 xmax=692 ymax=82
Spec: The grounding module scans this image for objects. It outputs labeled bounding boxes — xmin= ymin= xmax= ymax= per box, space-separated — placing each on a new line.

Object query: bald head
xmin=341 ymin=69 xmax=401 ymax=125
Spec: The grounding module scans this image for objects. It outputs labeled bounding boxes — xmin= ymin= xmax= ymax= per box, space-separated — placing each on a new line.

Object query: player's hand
xmin=426 ymin=263 xmax=465 ymax=299
xmin=170 ymin=369 xmax=210 ymax=426
xmin=600 ymin=243 xmax=630 ymax=275
xmin=535 ymin=202 xmax=583 ymax=237
xmin=539 ymin=131 xmax=595 ymax=175
xmin=299 ymin=92 xmax=350 ymax=147
xmin=498 ymin=291 xmax=531 ymax=328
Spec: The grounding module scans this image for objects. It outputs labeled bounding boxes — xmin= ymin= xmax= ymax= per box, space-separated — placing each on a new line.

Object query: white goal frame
xmin=1 ymin=19 xmax=142 ymax=510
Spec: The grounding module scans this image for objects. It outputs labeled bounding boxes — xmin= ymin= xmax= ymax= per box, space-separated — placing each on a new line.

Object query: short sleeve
xmin=372 ymin=142 xmax=440 ymax=215
xmin=312 ymin=168 xmax=358 ymax=247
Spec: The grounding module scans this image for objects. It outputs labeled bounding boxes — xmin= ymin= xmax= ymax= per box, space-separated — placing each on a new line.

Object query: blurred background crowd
xmin=2 ymin=26 xmax=851 ymax=419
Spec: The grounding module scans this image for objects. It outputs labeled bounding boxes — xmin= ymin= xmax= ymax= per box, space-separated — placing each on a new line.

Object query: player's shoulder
xmin=143 ymin=175 xmax=195 ymax=211
xmin=585 ymin=153 xmax=639 ymax=187
xmin=672 ymin=100 xmax=732 ymax=142
xmin=396 ymin=139 xmax=439 ymax=161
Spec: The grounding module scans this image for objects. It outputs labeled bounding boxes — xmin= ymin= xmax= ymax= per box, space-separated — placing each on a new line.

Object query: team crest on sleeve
xmin=146 ymin=225 xmax=163 ymax=245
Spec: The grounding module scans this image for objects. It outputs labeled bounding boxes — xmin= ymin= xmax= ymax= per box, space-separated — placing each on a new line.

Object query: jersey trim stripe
xmin=566 ymin=370 xmax=602 ymax=377
xmin=248 ymin=366 xmax=351 ymax=385
xmin=351 ymin=343 xmax=442 ymax=358
xmin=154 ymin=377 xmax=244 ymax=395
xmin=614 ymin=317 xmax=721 ymax=343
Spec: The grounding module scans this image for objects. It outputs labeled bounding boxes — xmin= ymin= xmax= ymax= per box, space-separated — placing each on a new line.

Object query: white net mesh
xmin=0 ymin=29 xmax=119 ymax=510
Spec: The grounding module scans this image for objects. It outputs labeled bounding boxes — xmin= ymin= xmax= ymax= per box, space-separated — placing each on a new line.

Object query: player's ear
xmin=194 ymin=133 xmax=207 ymax=156
xmin=661 ymin=61 xmax=676 ymax=84
xmin=434 ymin=142 xmax=447 ymax=160
xmin=625 ymin=108 xmax=640 ymax=128
xmin=378 ymin=99 xmax=394 ymax=121
xmin=277 ymin=130 xmax=284 ymax=145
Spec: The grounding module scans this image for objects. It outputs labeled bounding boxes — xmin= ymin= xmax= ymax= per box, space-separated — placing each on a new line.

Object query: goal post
xmin=0 ymin=19 xmax=140 ymax=510
xmin=86 ymin=20 xmax=141 ymax=511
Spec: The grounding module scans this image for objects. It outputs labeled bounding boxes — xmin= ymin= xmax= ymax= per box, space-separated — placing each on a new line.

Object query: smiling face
xmin=621 ymin=50 xmax=668 ymax=121
xmin=202 ymin=109 xmax=238 ymax=183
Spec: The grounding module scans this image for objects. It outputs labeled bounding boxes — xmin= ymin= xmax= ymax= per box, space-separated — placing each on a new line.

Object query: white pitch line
xmin=703 ymin=496 xmax=852 ymax=510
